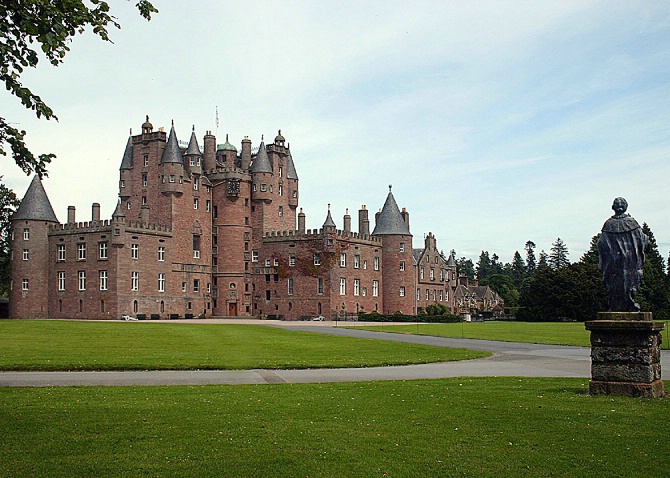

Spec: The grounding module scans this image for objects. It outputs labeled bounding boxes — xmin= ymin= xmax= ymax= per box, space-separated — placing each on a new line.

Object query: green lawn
xmin=1 ymin=378 xmax=668 ymax=477
xmin=0 ymin=320 xmax=487 ymax=371
xmin=353 ymin=321 xmax=670 ymax=348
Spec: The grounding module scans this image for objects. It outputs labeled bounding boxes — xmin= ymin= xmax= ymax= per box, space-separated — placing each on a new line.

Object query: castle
xmin=9 ymin=116 xmax=489 ymax=320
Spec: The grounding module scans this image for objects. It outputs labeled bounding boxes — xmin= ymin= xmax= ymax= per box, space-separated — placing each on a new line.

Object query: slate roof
xmin=412 ymin=248 xmax=423 ymax=265
xmin=112 ymin=199 xmax=125 ymax=218
xmin=372 ymin=188 xmax=411 ymax=236
xmin=446 ymin=253 xmax=456 ymax=266
xmin=322 ymin=208 xmax=336 ymax=228
xmin=251 ymin=141 xmax=272 ymax=173
xmin=285 ymin=150 xmax=298 ymax=180
xmin=12 ymin=176 xmax=58 ymax=223
xmin=120 ymin=136 xmax=133 ymax=169
xmin=185 ymin=128 xmax=202 ymax=156
xmin=161 ymin=124 xmax=184 ymax=164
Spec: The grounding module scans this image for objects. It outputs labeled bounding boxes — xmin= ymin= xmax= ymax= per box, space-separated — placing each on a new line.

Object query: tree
xmin=525 ymin=240 xmax=537 ymax=274
xmin=481 ymin=274 xmax=520 ymax=309
xmin=476 ymin=251 xmax=492 ymax=280
xmin=0 ymin=180 xmax=20 ymax=296
xmin=538 ymin=250 xmax=549 ymax=270
xmin=1 ymin=0 xmax=158 ymax=177
xmin=638 ymin=223 xmax=669 ymax=319
xmin=455 ymin=257 xmax=475 ymax=280
xmin=510 ymin=251 xmax=526 ymax=288
xmin=548 ymin=237 xmax=570 ymax=270
xmin=580 ymin=234 xmax=600 ymax=266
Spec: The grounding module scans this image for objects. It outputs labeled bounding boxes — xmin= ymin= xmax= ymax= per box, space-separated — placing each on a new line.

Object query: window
xmin=131 ymin=272 xmax=139 ymax=291
xmin=340 ymin=253 xmax=346 ymax=268
xmin=22 ymin=249 xmax=29 ymax=261
xmin=144 ymin=155 xmax=149 ymax=167
xmin=193 ymin=279 xmax=200 ymax=293
xmin=354 ymin=279 xmax=360 ymax=296
xmin=207 ymin=283 xmax=211 ymax=293
xmin=131 ymin=243 xmax=139 ymax=259
xmin=193 ymin=235 xmax=201 ymax=259
xmin=313 ymin=253 xmax=321 ymax=266
xmin=193 ymin=177 xmax=199 ymax=190
xmin=142 ymin=196 xmax=147 ymax=205
xmin=182 ymin=282 xmax=187 ymax=293
xmin=353 ymin=255 xmax=360 ymax=269
xmin=289 ymin=254 xmax=296 ymax=266
xmin=400 ymin=261 xmax=405 ymax=271
xmin=190 ymin=157 xmax=196 ymax=167
xmin=99 ymin=270 xmax=108 ymax=291
xmin=278 ymin=184 xmax=283 ymax=196
xmin=430 ymin=269 xmax=435 ymax=280
xmin=157 ymin=246 xmax=165 ymax=261
xmin=440 ymin=270 xmax=444 ymax=281
xmin=339 ymin=278 xmax=346 ymax=295
xmin=142 ymin=174 xmax=147 ymax=187
xmin=99 ymin=242 xmax=108 ymax=260
xmin=158 ymin=273 xmax=165 ymax=292
xmin=317 ymin=278 xmax=324 ymax=295
xmin=121 ymin=180 xmax=125 ymax=188
xmin=374 ymin=256 xmax=379 ymax=271
xmin=78 ymin=271 xmax=86 ymax=291
xmin=169 ymin=175 xmax=175 ymax=183
xmin=399 ymin=243 xmax=406 ymax=253
xmin=206 ymin=200 xmax=211 ymax=212
xmin=260 ymin=184 xmax=267 ymax=192
xmin=278 ymin=206 xmax=283 ymax=217
xmin=420 ymin=268 xmax=424 ymax=280
xmin=439 ymin=290 xmax=443 ymax=301
xmin=273 ymin=258 xmax=279 ymax=266
xmin=363 ymin=260 xmax=367 ymax=270
xmin=58 ymin=272 xmax=65 ymax=291
xmin=445 ymin=290 xmax=449 ymax=301
xmin=22 ymin=278 xmax=29 ymax=290
xmin=23 ymin=228 xmax=29 ymax=240
xmin=57 ymin=244 xmax=65 ymax=261
xmin=288 ymin=278 xmax=294 ymax=295
xmin=372 ymin=280 xmax=379 ymax=297
xmin=400 ymin=286 xmax=405 ymax=297
xmin=252 ymin=250 xmax=259 ymax=262
xmin=426 ymin=289 xmax=429 ymax=300
xmin=265 ymin=258 xmax=271 ymax=267
xmin=417 ymin=288 xmax=421 ymax=301
xmin=362 ymin=287 xmax=367 ymax=297
xmin=194 ymin=198 xmax=199 ymax=209
xmin=77 ymin=243 xmax=86 ymax=260
xmin=213 ymin=206 xmax=218 ymax=218
xmin=279 ymin=167 xmax=283 ymax=178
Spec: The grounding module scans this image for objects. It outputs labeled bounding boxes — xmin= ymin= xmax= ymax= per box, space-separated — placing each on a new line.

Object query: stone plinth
xmin=585 ymin=317 xmax=665 ymax=398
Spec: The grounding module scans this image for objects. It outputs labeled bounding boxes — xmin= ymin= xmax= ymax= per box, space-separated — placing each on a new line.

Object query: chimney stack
xmin=92 ymin=203 xmax=100 ymax=222
xmin=67 ymin=206 xmax=76 ymax=224
xmin=358 ymin=205 xmax=369 ymax=236
xmin=343 ymin=209 xmax=351 ymax=233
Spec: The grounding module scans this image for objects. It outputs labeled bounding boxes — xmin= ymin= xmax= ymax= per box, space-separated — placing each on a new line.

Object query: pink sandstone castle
xmin=9 ymin=116 xmax=494 ymax=320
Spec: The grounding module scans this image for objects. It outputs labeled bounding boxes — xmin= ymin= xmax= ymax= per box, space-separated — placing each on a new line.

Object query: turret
xmin=184 ymin=126 xmax=202 ymax=176
xmin=111 ymin=200 xmax=126 ymax=247
xmin=159 ymin=122 xmax=185 ymax=195
xmin=372 ymin=186 xmax=414 ymax=314
xmin=322 ymin=205 xmax=336 ymax=252
xmin=217 ymin=134 xmax=238 ymax=167
xmin=251 ymin=140 xmax=273 ymax=202
xmin=9 ymin=176 xmax=59 ymax=319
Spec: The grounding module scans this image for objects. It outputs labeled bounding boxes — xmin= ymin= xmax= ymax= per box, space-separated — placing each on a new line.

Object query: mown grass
xmin=0 ymin=320 xmax=488 ymax=371
xmin=353 ymin=321 xmax=670 ymax=348
xmin=1 ymin=378 xmax=668 ymax=477
xmin=351 ymin=321 xmax=595 ymax=346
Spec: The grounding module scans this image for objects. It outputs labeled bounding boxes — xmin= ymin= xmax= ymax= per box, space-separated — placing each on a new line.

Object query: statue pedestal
xmin=585 ymin=314 xmax=665 ymax=398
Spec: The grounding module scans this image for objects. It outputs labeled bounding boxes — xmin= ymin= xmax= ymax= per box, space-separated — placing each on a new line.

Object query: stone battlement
xmin=263 ymin=228 xmax=381 ymax=244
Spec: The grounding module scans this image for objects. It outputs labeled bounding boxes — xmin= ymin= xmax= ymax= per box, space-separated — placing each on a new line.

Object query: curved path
xmin=1 ymin=322 xmax=668 ymax=387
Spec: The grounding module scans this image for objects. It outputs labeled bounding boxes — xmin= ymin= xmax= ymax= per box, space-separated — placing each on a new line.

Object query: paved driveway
xmin=0 ymin=322 xmax=667 ymax=386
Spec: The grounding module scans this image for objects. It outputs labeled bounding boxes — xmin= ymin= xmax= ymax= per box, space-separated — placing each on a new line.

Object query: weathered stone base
xmin=585 ymin=318 xmax=665 ymax=398
xmin=589 ymin=379 xmax=665 ymax=398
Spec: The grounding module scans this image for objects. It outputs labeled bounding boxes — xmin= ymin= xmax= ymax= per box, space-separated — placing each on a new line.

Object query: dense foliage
xmin=0 ymin=179 xmax=20 ymax=296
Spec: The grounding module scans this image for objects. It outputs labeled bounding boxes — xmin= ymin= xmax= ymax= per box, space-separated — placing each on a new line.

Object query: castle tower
xmin=159 ymin=123 xmax=185 ymax=198
xmin=372 ymin=186 xmax=414 ymax=314
xmin=184 ymin=126 xmax=203 ymax=177
xmin=321 ymin=205 xmax=337 ymax=253
xmin=9 ymin=176 xmax=59 ymax=318
xmin=216 ymin=134 xmax=238 ymax=167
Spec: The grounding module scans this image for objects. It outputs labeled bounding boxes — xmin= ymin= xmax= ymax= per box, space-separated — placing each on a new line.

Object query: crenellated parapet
xmin=262 ymin=228 xmax=382 ymax=245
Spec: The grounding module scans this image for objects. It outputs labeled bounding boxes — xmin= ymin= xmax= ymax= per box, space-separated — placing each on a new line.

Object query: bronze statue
xmin=598 ymin=197 xmax=648 ymax=312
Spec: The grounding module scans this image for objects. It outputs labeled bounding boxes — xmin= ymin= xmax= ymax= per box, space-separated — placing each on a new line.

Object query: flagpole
xmin=215 ymin=106 xmax=219 ymax=137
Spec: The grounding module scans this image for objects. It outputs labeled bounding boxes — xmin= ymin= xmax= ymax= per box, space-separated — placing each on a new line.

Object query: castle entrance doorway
xmin=228 ymin=302 xmax=237 ymax=316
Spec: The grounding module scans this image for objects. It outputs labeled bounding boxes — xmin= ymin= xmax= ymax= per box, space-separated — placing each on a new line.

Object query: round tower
xmin=9 ymin=176 xmax=59 ymax=319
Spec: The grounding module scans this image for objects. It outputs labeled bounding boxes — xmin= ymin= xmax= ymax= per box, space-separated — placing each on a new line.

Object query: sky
xmin=2 ymin=0 xmax=669 ymax=264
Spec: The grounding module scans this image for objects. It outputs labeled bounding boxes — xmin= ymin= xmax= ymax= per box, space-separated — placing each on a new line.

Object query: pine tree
xmin=476 ymin=251 xmax=492 ymax=280
xmin=511 ymin=251 xmax=526 ymax=288
xmin=525 ymin=241 xmax=537 ymax=273
xmin=639 ymin=223 xmax=669 ymax=319
xmin=549 ymin=238 xmax=570 ymax=269
xmin=538 ymin=250 xmax=549 ymax=270
xmin=580 ymin=234 xmax=600 ymax=266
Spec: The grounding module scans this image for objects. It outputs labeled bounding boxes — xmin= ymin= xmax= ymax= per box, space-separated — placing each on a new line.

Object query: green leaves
xmin=0 ymin=0 xmax=157 ymax=177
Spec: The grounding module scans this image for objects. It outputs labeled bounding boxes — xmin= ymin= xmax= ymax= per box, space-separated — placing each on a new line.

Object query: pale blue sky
xmin=2 ymin=0 xmax=669 ymax=263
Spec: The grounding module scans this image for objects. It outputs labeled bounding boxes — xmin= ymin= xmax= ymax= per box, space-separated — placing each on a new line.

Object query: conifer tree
xmin=639 ymin=224 xmax=669 ymax=319
xmin=525 ymin=241 xmax=537 ymax=273
xmin=549 ymin=238 xmax=570 ymax=269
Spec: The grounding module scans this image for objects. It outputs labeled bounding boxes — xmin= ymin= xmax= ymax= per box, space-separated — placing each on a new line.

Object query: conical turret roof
xmin=446 ymin=252 xmax=456 ymax=266
xmin=286 ymin=150 xmax=298 ymax=180
xmin=372 ymin=187 xmax=411 ymax=236
xmin=185 ymin=127 xmax=202 ymax=156
xmin=251 ymin=141 xmax=272 ymax=173
xmin=161 ymin=123 xmax=184 ymax=164
xmin=112 ymin=199 xmax=125 ymax=218
xmin=12 ymin=175 xmax=58 ymax=223
xmin=120 ymin=136 xmax=133 ymax=169
xmin=322 ymin=207 xmax=336 ymax=228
